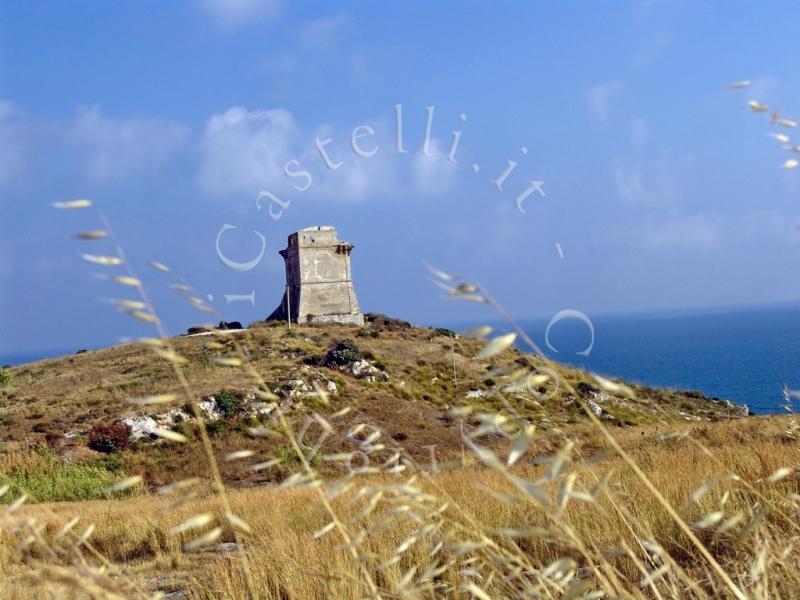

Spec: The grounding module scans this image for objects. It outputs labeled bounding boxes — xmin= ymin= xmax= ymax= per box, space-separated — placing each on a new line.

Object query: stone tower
xmin=267 ymin=226 xmax=364 ymax=325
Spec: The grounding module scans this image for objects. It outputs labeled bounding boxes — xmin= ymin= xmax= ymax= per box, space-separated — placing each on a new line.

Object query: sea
xmin=512 ymin=304 xmax=800 ymax=415
xmin=2 ymin=304 xmax=798 ymax=415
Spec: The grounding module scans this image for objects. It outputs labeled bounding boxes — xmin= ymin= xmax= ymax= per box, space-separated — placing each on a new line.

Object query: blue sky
xmin=2 ymin=0 xmax=800 ymax=355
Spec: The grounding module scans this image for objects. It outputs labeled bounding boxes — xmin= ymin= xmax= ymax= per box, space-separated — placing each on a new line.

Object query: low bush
xmin=87 ymin=421 xmax=130 ymax=453
xmin=0 ymin=368 xmax=12 ymax=386
xmin=215 ymin=391 xmax=244 ymax=418
xmin=321 ymin=340 xmax=360 ymax=367
xmin=206 ymin=421 xmax=226 ymax=436
xmin=575 ymin=381 xmax=599 ymax=397
xmin=363 ymin=313 xmax=411 ymax=329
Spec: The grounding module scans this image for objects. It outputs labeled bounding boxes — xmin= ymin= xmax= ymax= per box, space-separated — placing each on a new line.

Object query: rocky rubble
xmin=320 ymin=339 xmax=389 ymax=381
xmin=83 ymin=373 xmax=343 ymax=446
xmin=347 ymin=359 xmax=388 ymax=382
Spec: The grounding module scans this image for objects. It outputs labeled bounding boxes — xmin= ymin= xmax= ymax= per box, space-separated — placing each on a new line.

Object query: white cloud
xmin=195 ymin=108 xmax=401 ymax=202
xmin=586 ymin=80 xmax=625 ymax=123
xmin=0 ymin=102 xmax=188 ymax=189
xmin=301 ymin=126 xmax=457 ymax=201
xmin=413 ymin=139 xmax=458 ymax=195
xmin=197 ymin=106 xmax=300 ymax=195
xmin=640 ymin=213 xmax=720 ymax=249
xmin=612 ymin=150 xmax=692 ymax=208
xmin=70 ymin=106 xmax=189 ymax=184
xmin=612 ymin=158 xmax=681 ymax=208
xmin=609 ymin=209 xmax=796 ymax=251
xmin=197 ymin=0 xmax=284 ymax=31
xmin=301 ymin=121 xmax=400 ymax=202
xmin=3 ymin=101 xmax=461 ymax=203
xmin=196 ymin=106 xmax=458 ymax=202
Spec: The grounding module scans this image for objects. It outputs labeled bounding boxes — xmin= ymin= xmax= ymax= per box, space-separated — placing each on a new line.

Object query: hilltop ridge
xmin=0 ymin=315 xmax=748 ymax=493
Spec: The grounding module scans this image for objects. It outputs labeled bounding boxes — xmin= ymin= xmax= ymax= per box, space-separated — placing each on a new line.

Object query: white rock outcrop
xmin=348 ymin=360 xmax=387 ymax=382
xmin=198 ymin=398 xmax=222 ymax=421
xmin=122 ymin=416 xmax=159 ymax=440
xmin=287 ymin=379 xmax=312 ymax=398
xmin=585 ymin=398 xmax=603 ymax=416
xmin=156 ymin=407 xmax=192 ymax=427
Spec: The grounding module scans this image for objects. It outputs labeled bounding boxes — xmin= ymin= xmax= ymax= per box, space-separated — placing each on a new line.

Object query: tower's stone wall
xmin=268 ymin=226 xmax=364 ymax=325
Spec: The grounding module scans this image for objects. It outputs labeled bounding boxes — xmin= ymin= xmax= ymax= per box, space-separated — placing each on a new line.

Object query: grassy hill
xmin=4 ymin=317 xmax=798 ymax=600
xmin=0 ymin=316 xmax=746 ymax=496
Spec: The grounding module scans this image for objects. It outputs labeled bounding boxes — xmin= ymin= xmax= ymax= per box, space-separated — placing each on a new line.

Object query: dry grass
xmin=1 ymin=416 xmax=798 ymax=598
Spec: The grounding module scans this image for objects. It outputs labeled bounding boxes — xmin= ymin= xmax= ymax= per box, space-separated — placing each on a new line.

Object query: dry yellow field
xmin=2 ymin=416 xmax=798 ymax=599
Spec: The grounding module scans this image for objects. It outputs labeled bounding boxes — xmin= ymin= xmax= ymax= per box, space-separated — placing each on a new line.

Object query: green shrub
xmin=206 ymin=421 xmax=226 ymax=436
xmin=215 ymin=391 xmax=243 ymax=418
xmin=0 ymin=368 xmax=12 ymax=386
xmin=321 ymin=340 xmax=360 ymax=367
